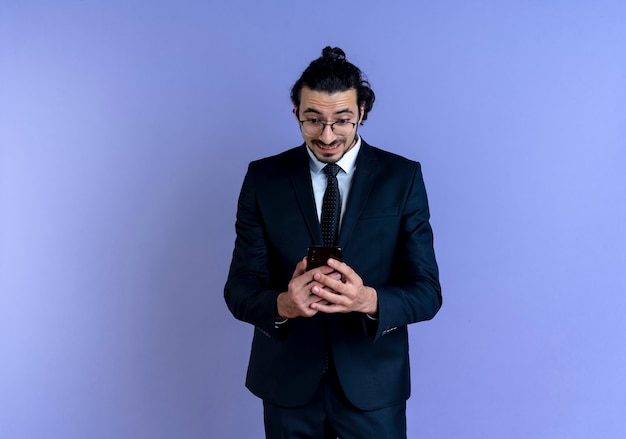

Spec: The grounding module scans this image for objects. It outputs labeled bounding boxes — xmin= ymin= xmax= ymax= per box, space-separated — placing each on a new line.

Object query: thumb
xmin=292 ymin=256 xmax=308 ymax=279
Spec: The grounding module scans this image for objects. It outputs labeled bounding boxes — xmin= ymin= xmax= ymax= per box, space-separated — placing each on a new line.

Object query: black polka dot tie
xmin=321 ymin=164 xmax=341 ymax=246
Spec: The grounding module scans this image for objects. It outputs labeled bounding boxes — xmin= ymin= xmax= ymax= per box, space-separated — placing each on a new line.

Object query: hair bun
xmin=321 ymin=46 xmax=346 ymax=61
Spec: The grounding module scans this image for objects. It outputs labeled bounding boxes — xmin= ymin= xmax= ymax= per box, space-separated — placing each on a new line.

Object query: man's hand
xmin=276 ymin=257 xmax=337 ymax=319
xmin=309 ymin=258 xmax=378 ymax=315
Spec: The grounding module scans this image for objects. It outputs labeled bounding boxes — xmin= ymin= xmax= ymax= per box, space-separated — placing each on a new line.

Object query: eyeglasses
xmin=299 ymin=118 xmax=357 ymax=137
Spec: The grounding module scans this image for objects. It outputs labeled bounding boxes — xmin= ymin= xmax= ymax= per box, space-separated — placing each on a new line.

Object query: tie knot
xmin=323 ymin=163 xmax=341 ymax=178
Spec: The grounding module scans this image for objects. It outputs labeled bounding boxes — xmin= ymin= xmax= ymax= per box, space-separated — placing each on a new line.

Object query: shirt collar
xmin=306 ymin=135 xmax=361 ymax=175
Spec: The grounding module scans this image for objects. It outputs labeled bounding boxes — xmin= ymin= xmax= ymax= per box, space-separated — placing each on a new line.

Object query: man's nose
xmin=319 ymin=123 xmax=337 ymax=143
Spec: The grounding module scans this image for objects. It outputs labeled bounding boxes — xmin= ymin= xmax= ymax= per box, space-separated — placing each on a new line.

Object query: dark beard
xmin=310 ymin=135 xmax=357 ymax=163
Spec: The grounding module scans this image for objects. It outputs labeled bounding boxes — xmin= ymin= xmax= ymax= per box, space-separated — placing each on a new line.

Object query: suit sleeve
xmin=372 ymin=163 xmax=442 ymax=341
xmin=224 ymin=165 xmax=282 ymax=336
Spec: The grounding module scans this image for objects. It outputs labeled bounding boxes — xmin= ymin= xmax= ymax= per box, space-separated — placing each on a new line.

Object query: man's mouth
xmin=314 ymin=141 xmax=341 ymax=150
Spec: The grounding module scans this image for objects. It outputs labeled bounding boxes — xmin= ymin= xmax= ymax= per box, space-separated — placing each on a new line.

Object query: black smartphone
xmin=306 ymin=246 xmax=343 ymax=271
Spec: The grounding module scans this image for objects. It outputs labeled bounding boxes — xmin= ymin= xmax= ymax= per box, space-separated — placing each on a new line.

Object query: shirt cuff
xmin=274 ymin=319 xmax=288 ymax=329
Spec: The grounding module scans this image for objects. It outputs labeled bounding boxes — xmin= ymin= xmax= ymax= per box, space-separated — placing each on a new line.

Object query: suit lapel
xmin=289 ymin=145 xmax=324 ymax=244
xmin=338 ymin=141 xmax=378 ymax=248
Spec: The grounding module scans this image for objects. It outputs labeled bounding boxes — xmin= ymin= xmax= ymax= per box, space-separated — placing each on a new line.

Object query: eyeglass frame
xmin=298 ymin=118 xmax=358 ymax=136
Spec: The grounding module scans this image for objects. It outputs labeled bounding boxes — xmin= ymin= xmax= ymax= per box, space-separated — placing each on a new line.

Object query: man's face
xmin=295 ymin=86 xmax=363 ymax=164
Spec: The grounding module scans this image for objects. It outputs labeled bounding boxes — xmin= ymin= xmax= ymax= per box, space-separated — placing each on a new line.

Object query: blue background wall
xmin=1 ymin=1 xmax=625 ymax=437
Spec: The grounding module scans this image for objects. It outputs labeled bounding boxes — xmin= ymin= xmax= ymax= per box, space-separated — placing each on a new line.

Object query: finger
xmin=309 ymin=297 xmax=331 ymax=307
xmin=328 ymin=257 xmax=350 ymax=270
xmin=312 ymin=272 xmax=346 ymax=296
xmin=292 ymin=257 xmax=308 ymax=279
xmin=312 ymin=264 xmax=337 ymax=275
xmin=310 ymin=285 xmax=347 ymax=306
xmin=327 ymin=258 xmax=355 ymax=279
xmin=311 ymin=301 xmax=346 ymax=314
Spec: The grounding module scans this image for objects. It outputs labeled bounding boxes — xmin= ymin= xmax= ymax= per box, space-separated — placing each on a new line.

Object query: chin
xmin=316 ymin=151 xmax=341 ymax=164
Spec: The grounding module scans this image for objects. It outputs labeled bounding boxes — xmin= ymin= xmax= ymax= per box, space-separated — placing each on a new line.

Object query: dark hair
xmin=290 ymin=46 xmax=375 ymax=124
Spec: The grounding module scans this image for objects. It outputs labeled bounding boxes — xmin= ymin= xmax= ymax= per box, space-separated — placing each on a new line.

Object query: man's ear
xmin=358 ymin=106 xmax=365 ymax=124
xmin=293 ymin=106 xmax=299 ymax=120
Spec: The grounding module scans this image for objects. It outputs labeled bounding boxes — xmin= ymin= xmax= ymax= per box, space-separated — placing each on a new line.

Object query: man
xmin=225 ymin=46 xmax=441 ymax=438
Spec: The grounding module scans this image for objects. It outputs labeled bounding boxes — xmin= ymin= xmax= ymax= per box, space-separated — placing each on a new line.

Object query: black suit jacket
xmin=225 ymin=140 xmax=441 ymax=410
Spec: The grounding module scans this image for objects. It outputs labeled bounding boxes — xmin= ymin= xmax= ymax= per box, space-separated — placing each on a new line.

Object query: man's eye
xmin=337 ymin=119 xmax=351 ymax=125
xmin=307 ymin=118 xmax=320 ymax=124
